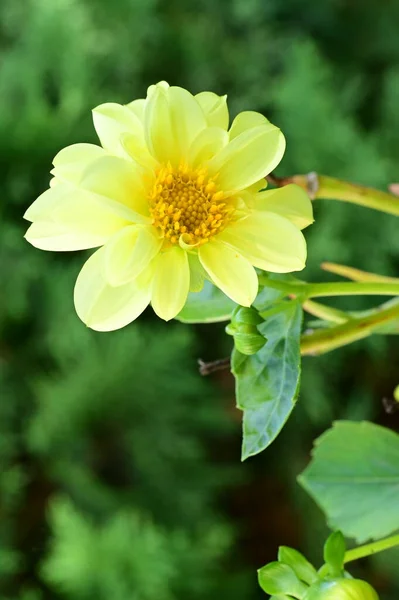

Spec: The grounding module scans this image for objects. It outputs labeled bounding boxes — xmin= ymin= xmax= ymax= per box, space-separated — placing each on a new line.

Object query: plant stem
xmin=302 ymin=299 xmax=348 ymax=324
xmin=300 ymin=301 xmax=399 ymax=355
xmin=321 ymin=262 xmax=399 ymax=283
xmin=258 ymin=274 xmax=399 ymax=300
xmin=272 ymin=172 xmax=399 ymax=217
xmin=303 ymin=280 xmax=399 ymax=299
xmin=344 ymin=534 xmax=399 ymax=564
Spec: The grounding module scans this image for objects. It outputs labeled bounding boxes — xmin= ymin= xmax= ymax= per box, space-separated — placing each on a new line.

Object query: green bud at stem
xmin=226 ymin=306 xmax=267 ymax=355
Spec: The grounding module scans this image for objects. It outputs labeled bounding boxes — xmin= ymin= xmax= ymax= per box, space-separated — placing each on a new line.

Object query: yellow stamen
xmin=148 ymin=164 xmax=231 ymax=246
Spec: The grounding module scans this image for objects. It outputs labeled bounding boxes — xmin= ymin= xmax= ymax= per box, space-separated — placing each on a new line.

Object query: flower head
xmin=24 ymin=81 xmax=313 ymax=330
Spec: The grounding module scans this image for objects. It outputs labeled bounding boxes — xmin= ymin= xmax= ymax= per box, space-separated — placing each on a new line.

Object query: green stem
xmin=258 ymin=274 xmax=399 ymax=300
xmin=344 ymin=534 xmax=399 ymax=563
xmin=316 ymin=175 xmax=399 ymax=217
xmin=284 ymin=173 xmax=399 ymax=217
xmin=303 ymin=281 xmax=399 ymax=299
xmin=300 ymin=301 xmax=399 ymax=355
xmin=302 ymin=299 xmax=349 ymax=324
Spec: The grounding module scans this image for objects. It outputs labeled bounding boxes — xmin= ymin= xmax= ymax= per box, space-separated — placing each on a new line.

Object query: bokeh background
xmin=1 ymin=0 xmax=399 ymax=598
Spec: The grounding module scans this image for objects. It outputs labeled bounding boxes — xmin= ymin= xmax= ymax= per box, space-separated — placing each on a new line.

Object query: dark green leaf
xmin=177 ymin=281 xmax=236 ymax=323
xmin=299 ymin=421 xmax=399 ymax=542
xmin=232 ymin=301 xmax=303 ymax=460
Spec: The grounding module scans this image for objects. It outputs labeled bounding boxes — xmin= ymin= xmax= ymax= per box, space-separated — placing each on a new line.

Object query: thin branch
xmin=198 ymin=357 xmax=231 ymax=376
xmin=267 ymin=171 xmax=399 ymax=217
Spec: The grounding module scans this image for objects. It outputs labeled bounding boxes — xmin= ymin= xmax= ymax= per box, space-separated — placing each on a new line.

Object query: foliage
xmin=299 ymin=422 xmax=399 ymax=542
xmin=2 ymin=0 xmax=399 ymax=598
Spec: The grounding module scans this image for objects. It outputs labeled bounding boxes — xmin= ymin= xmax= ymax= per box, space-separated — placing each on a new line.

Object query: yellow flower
xmin=24 ymin=81 xmax=313 ymax=331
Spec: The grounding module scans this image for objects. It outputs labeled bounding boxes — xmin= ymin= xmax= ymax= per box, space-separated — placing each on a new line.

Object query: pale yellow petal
xmin=199 ymin=240 xmax=258 ymax=306
xmin=218 ymin=211 xmax=307 ymax=272
xmin=51 ymin=143 xmax=107 ymax=184
xmin=24 ymin=184 xmax=130 ymax=241
xmin=126 ymin=98 xmax=146 ymax=121
xmin=104 ymin=224 xmax=162 ymax=286
xmin=246 ymin=178 xmax=268 ymax=194
xmin=187 ymin=253 xmax=206 ymax=292
xmin=228 ymin=111 xmax=270 ymax=139
xmin=207 ymin=124 xmax=286 ymax=192
xmin=92 ymin=102 xmax=143 ymax=157
xmin=74 ymin=247 xmax=151 ymax=331
xmin=80 ymin=155 xmax=150 ymax=221
xmin=151 ymin=247 xmax=190 ymax=320
xmin=120 ymin=132 xmax=158 ymax=171
xmin=144 ymin=84 xmax=207 ymax=166
xmin=187 ymin=127 xmax=229 ymax=168
xmin=24 ymin=221 xmax=107 ymax=251
xmin=147 ymin=81 xmax=169 ymax=96
xmin=195 ymin=92 xmax=229 ymax=129
xmin=252 ymin=184 xmax=314 ymax=230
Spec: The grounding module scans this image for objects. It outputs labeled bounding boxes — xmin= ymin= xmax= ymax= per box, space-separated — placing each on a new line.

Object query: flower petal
xmin=207 ymin=124 xmax=286 ymax=192
xmin=104 ymin=224 xmax=162 ymax=286
xmin=24 ymin=183 xmax=131 ymax=251
xmin=92 ymin=102 xmax=143 ymax=157
xmin=187 ymin=253 xmax=206 ymax=292
xmin=80 ymin=155 xmax=150 ymax=221
xmin=51 ymin=143 xmax=107 ymax=184
xmin=24 ymin=221 xmax=108 ymax=251
xmin=218 ymin=211 xmax=307 ymax=272
xmin=120 ymin=132 xmax=158 ymax=171
xmin=195 ymin=92 xmax=229 ymax=129
xmin=151 ymin=247 xmax=190 ymax=320
xmin=126 ymin=98 xmax=146 ymax=121
xmin=187 ymin=127 xmax=229 ymax=168
xmin=144 ymin=84 xmax=207 ymax=166
xmin=74 ymin=247 xmax=151 ymax=331
xmin=229 ymin=111 xmax=270 ymax=139
xmin=199 ymin=240 xmax=258 ymax=306
xmin=252 ymin=184 xmax=314 ymax=230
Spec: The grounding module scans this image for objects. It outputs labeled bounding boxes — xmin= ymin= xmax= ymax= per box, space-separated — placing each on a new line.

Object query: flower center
xmin=149 ymin=164 xmax=230 ymax=246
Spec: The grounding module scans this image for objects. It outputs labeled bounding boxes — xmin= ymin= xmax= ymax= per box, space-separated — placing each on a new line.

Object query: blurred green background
xmin=1 ymin=0 xmax=399 ymax=598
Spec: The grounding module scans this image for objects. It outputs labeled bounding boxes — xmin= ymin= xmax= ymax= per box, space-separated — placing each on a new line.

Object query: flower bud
xmin=225 ymin=306 xmax=267 ymax=355
xmin=303 ymin=578 xmax=379 ymax=600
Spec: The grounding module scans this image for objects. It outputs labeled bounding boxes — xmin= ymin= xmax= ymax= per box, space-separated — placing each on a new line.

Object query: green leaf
xmin=258 ymin=562 xmax=307 ymax=597
xmin=278 ymin=546 xmax=318 ymax=585
xmin=323 ymin=531 xmax=345 ymax=576
xmin=232 ymin=301 xmax=303 ymax=460
xmin=299 ymin=421 xmax=399 ymax=542
xmin=176 ymin=280 xmax=236 ymax=323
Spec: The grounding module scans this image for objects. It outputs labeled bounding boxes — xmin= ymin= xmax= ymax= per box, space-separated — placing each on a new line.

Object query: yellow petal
xmin=104 ymin=225 xmax=162 ymax=286
xmin=188 ymin=127 xmax=229 ymax=167
xmin=144 ymin=84 xmax=207 ymax=166
xmin=207 ymin=124 xmax=286 ymax=192
xmin=120 ymin=132 xmax=158 ymax=171
xmin=126 ymin=98 xmax=146 ymax=121
xmin=229 ymin=111 xmax=270 ymax=139
xmin=51 ymin=143 xmax=107 ymax=184
xmin=74 ymin=247 xmax=151 ymax=331
xmin=92 ymin=102 xmax=143 ymax=157
xmin=218 ymin=211 xmax=307 ymax=273
xmin=195 ymin=92 xmax=229 ymax=129
xmin=24 ymin=183 xmax=130 ymax=249
xmin=199 ymin=240 xmax=258 ymax=306
xmin=24 ymin=221 xmax=108 ymax=251
xmin=252 ymin=184 xmax=314 ymax=230
xmin=80 ymin=155 xmax=150 ymax=221
xmin=151 ymin=247 xmax=190 ymax=320
xmin=188 ymin=253 xmax=206 ymax=292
